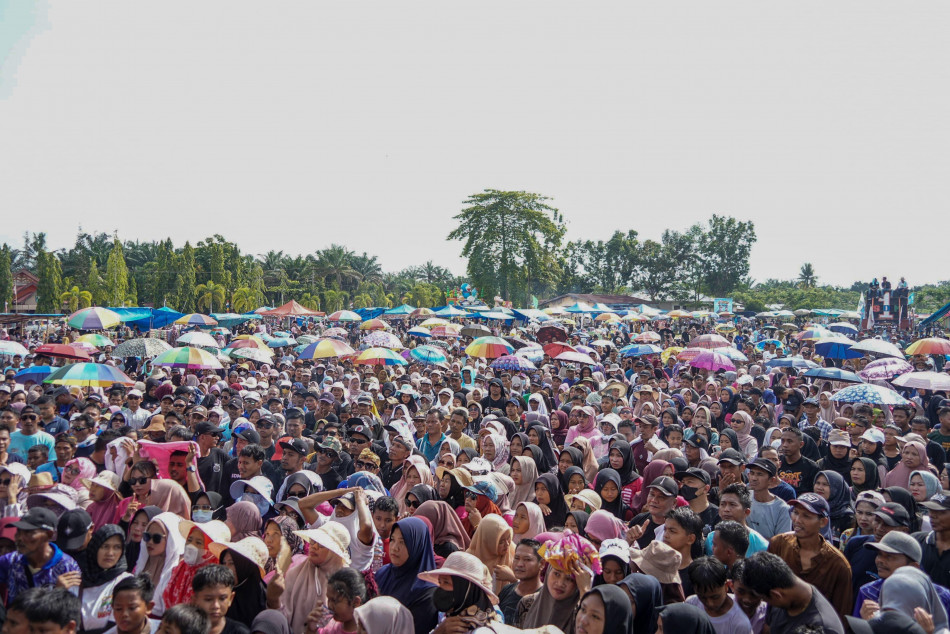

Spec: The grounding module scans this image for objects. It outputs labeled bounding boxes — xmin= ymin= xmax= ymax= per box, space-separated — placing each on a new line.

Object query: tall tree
xmin=196 ymin=281 xmax=226 ymax=312
xmin=176 ymin=242 xmax=197 ymax=312
xmin=314 ymin=245 xmax=361 ymax=290
xmin=798 ymin=263 xmax=817 ymax=289
xmin=447 ymin=189 xmax=565 ymax=305
xmin=86 ymin=259 xmax=106 ymax=306
xmin=104 ymin=239 xmax=129 ymax=306
xmin=697 ymin=215 xmax=757 ymax=297
xmin=60 ymin=286 xmax=92 ymax=312
xmin=36 ymin=251 xmax=63 ymax=313
xmin=0 ymin=245 xmax=13 ymax=311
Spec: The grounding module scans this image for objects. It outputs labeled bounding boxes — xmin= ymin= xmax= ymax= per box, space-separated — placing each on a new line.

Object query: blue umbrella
xmin=14 ymin=366 xmax=52 ymax=383
xmin=831 ymin=383 xmax=910 ymax=406
xmin=620 ymin=343 xmax=663 ymax=357
xmin=754 ymin=339 xmax=785 ymax=350
xmin=407 ymin=327 xmax=432 ymax=338
xmin=828 ymin=322 xmax=859 ymax=335
xmin=814 ymin=337 xmax=862 ymax=360
xmin=490 ymin=355 xmax=537 ymax=372
xmin=409 ymin=345 xmax=448 ymax=365
xmin=267 ymin=337 xmax=296 ymax=348
xmin=766 ymin=357 xmax=819 ymax=369
xmin=802 ymin=367 xmax=864 ymax=383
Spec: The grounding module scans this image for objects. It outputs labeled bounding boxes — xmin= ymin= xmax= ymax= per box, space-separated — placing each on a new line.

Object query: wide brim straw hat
xmin=417 ymin=551 xmax=498 ymax=604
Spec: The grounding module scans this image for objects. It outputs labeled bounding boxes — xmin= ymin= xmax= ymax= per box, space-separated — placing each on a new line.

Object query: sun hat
xmin=570 ymin=489 xmax=602 ymax=512
xmin=0 ymin=463 xmax=31 ymax=486
xmin=417 ymin=551 xmax=499 ymax=604
xmin=27 ymin=486 xmax=78 ymax=514
xmin=229 ymin=476 xmax=274 ymax=506
xmin=435 ymin=467 xmax=474 ymax=488
xmin=178 ymin=519 xmax=231 ymax=544
xmin=209 ymin=536 xmax=269 ymax=577
xmin=630 ymin=540 xmax=681 ymax=584
xmin=81 ymin=471 xmax=121 ymax=497
xmin=295 ymin=523 xmax=351 ymax=565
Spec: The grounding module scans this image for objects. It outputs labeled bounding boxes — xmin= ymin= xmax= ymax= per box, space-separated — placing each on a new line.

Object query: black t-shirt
xmin=498 ymin=583 xmax=526 ymax=625
xmin=915 ymin=530 xmax=950 ymax=589
xmin=678 ymin=567 xmax=694 ymax=600
xmin=198 ymin=448 xmax=229 ymax=495
xmin=631 ymin=512 xmax=662 ymax=549
xmin=765 ymin=585 xmax=845 ymax=634
xmin=221 ymin=618 xmax=250 ymax=634
xmin=778 ymin=455 xmax=820 ymax=496
xmin=696 ymin=503 xmax=719 ymax=537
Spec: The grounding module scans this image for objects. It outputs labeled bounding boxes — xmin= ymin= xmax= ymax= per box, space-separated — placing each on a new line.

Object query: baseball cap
xmin=279 ymin=438 xmax=309 ymax=456
xmin=865 ymin=531 xmax=922 ymax=562
xmin=228 ymin=398 xmax=244 ymax=410
xmin=683 ymin=436 xmax=709 ymax=452
xmin=195 ymin=422 xmax=222 ymax=437
xmin=190 ymin=406 xmax=208 ymax=418
xmin=236 ymin=427 xmax=261 ymax=444
xmin=803 ymin=397 xmax=819 ymax=407
xmin=647 ymin=476 xmax=679 ymax=498
xmin=462 ymin=479 xmax=499 ymax=503
xmin=127 ymin=389 xmax=143 ymax=398
xmin=347 ymin=425 xmax=372 ymax=440
xmin=746 ymin=457 xmax=777 ymax=477
xmin=861 ymin=429 xmax=886 ymax=445
xmin=874 ymin=502 xmax=911 ymax=527
xmin=598 ymin=538 xmax=631 ymax=565
xmin=285 ymin=407 xmax=304 ymax=420
xmin=921 ymin=490 xmax=950 ymax=512
xmin=789 ymin=492 xmax=830 ymax=518
xmin=12 ymin=507 xmax=57 ymax=532
xmin=56 ymin=509 xmax=93 ymax=551
xmin=828 ymin=429 xmax=851 ymax=447
xmin=717 ymin=448 xmax=746 ymax=466
xmin=673 ymin=467 xmax=710 ymax=486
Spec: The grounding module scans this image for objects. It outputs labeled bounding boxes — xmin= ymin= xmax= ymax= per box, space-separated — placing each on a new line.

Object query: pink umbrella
xmin=688 ymin=350 xmax=736 ymax=372
xmin=690 ymin=334 xmax=731 ymax=349
xmin=859 ymin=358 xmax=914 ymax=382
xmin=555 ymin=351 xmax=597 ymax=365
xmin=634 ymin=331 xmax=661 ymax=343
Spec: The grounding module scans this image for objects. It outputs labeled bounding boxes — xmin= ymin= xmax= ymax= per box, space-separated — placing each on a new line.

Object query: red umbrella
xmin=543 ymin=342 xmax=576 ymax=358
xmin=35 ymin=344 xmax=91 ymax=361
xmin=537 ymin=325 xmax=568 ymax=344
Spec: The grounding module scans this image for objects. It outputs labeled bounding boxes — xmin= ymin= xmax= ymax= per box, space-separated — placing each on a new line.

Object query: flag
xmin=867 ymin=303 xmax=875 ymax=329
xmin=857 ymin=292 xmax=865 ymax=317
xmin=531 ymin=295 xmax=539 ymax=309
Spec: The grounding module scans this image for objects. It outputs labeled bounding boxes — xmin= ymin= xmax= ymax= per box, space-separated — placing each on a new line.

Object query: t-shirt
xmin=630 ymin=512 xmax=662 ymax=548
xmin=930 ymin=429 xmax=950 ymax=456
xmin=696 ymin=503 xmax=720 ymax=537
xmin=765 ymin=585 xmax=844 ymax=634
xmin=778 ymin=455 xmax=819 ymax=495
xmin=704 ymin=526 xmax=770 ymax=557
xmin=197 ymin=447 xmax=229 ymax=494
xmin=749 ymin=496 xmax=792 ymax=540
xmin=685 ymin=595 xmax=753 ymax=634
xmin=498 ymin=582 xmax=529 ymax=624
xmin=9 ymin=430 xmax=56 ymax=461
xmin=221 ymin=618 xmax=250 ymax=634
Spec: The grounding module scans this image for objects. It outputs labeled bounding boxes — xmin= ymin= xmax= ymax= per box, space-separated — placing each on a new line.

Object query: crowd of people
xmin=0 ymin=309 xmax=947 ymax=634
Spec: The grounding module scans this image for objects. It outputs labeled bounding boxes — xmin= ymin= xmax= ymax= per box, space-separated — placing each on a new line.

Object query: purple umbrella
xmin=490 ymin=355 xmax=537 ymax=372
xmin=689 ymin=350 xmax=736 ymax=372
xmin=859 ymin=358 xmax=914 ymax=382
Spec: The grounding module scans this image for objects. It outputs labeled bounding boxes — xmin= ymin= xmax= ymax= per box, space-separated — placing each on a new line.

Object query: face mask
xmin=432 ymin=587 xmax=457 ymax=613
xmin=679 ymin=485 xmax=699 ymax=502
xmin=192 ymin=509 xmax=213 ymax=523
xmin=244 ymin=493 xmax=270 ymax=516
xmin=183 ymin=544 xmax=204 ymax=565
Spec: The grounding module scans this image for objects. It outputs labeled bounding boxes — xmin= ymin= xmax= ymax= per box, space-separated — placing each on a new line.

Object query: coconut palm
xmin=314 ymin=245 xmax=361 ymax=290
xmin=230 ymin=287 xmax=256 ymax=313
xmin=196 ymin=281 xmax=226 ymax=312
xmin=798 ymin=263 xmax=817 ymax=289
xmin=60 ymin=286 xmax=92 ymax=312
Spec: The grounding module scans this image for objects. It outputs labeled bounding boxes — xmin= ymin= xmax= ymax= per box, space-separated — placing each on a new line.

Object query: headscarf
xmin=125 ymin=505 xmax=161 ymax=570
xmin=883 ymin=441 xmax=930 ymax=489
xmin=391 ymin=455 xmax=435 ymax=515
xmin=278 ymin=471 xmax=323 ymax=502
xmin=508 ymin=456 xmax=539 ymax=508
xmin=594 ymin=469 xmax=629 ymax=520
xmin=609 ymin=440 xmax=639 ymax=486
xmin=462 ymin=493 xmax=502 ymax=536
xmin=818 ymin=470 xmax=853 ymax=524
xmin=580 ymin=586 xmax=634 ymax=634
xmin=567 ymin=510 xmax=590 ymax=536
xmin=513 ymin=501 xmax=545 ymax=542
xmin=249 ymin=611 xmax=290 ymax=634
xmin=657 ymin=604 xmax=717 ymax=634
xmin=347 ymin=471 xmax=387 ymax=496
xmin=526 ymin=422 xmax=558 ymax=473
xmin=718 ymin=428 xmax=740 ymax=454
xmin=558 ymin=446 xmax=584 ymax=491
xmin=466 ymin=514 xmax=514 ymax=572
xmin=148 ymin=479 xmax=192 ymax=519
xmin=266 ymin=516 xmax=304 ymax=568
xmin=630 ymin=459 xmax=671 ymax=514
xmin=851 ymin=457 xmax=881 ymax=494
xmin=912 ymin=469 xmax=943 ymax=502
xmin=521 ymin=531 xmax=601 ymax=631
xmin=879 ymin=567 xmax=949 ymax=632
xmin=413 ymin=500 xmax=471 ymax=551
xmin=64 ymin=458 xmax=96 ymax=491
xmin=354 ymin=596 xmax=416 ymax=634
xmin=563 ymin=466 xmax=588 ymax=495
xmin=224 ymin=539 xmax=269 ymax=627
xmin=375 ymin=517 xmax=436 ymax=605
xmin=819 ymin=391 xmax=837 ymax=423
xmin=883 ymin=487 xmax=922 ymax=533
xmin=81 ymin=524 xmax=128 ymax=588
xmin=571 ymin=436 xmax=600 ymax=481
xmin=585 ymin=510 xmax=626 ymax=543
xmin=484 ymin=434 xmax=510 ymax=471
xmin=408 ymin=484 xmax=439 ymax=508
xmin=619 ymin=573 xmax=663 ymax=634
xmin=528 ymin=393 xmax=549 ymax=417
xmin=510 ymin=432 xmax=531 ymax=457
xmin=534 ymin=472 xmax=569 ymax=530
xmin=134 ymin=512 xmax=186 ymax=616
xmin=573 ymin=406 xmax=596 ymax=434
xmin=731 ymin=411 xmax=757 ymax=458
xmin=226 ymin=501 xmax=262 ymax=541
xmin=524 ymin=444 xmax=552 ymax=475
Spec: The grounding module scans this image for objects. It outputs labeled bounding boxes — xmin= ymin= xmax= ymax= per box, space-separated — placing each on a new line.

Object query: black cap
xmin=717 ymin=448 xmax=746 ymax=466
xmin=747 ymin=457 xmax=777 ymax=477
xmin=279 ymin=438 xmax=309 ymax=456
xmin=228 ymin=398 xmax=244 ymax=410
xmin=921 ymin=490 xmax=950 ymax=512
xmin=285 ymin=407 xmax=304 ymax=420
xmin=683 ymin=436 xmax=709 ymax=452
xmin=236 ymin=427 xmax=261 ymax=444
xmin=674 ymin=467 xmax=710 ymax=486
xmin=647 ymin=476 xmax=679 ymax=497
xmin=56 ymin=509 xmax=93 ymax=551
xmin=803 ymin=397 xmax=819 ymax=407
xmin=195 ymin=422 xmax=221 ymax=437
xmin=348 ymin=424 xmax=372 ymax=440
xmin=874 ymin=502 xmax=911 ymax=527
xmin=12 ymin=507 xmax=57 ymax=532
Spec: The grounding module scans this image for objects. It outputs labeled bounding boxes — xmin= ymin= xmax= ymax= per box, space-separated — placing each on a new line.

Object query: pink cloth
xmin=137 ymin=440 xmax=204 ymax=489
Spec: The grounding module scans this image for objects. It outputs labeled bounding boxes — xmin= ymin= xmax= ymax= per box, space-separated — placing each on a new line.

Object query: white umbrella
xmin=0 ymin=341 xmax=29 ymax=357
xmin=177 ymin=332 xmax=220 ymax=348
xmin=849 ymin=338 xmax=904 ymax=359
xmin=892 ymin=371 xmax=950 ymax=392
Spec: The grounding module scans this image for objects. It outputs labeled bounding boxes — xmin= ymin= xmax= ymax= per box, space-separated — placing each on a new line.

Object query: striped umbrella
xmin=359 ymin=319 xmax=390 ymax=331
xmin=175 ymin=314 xmax=218 ymax=327
xmin=410 ymin=345 xmax=448 ymax=365
xmin=905 ymin=338 xmax=950 ymax=356
xmin=430 ymin=325 xmax=462 ymax=338
xmin=298 ymin=339 xmax=356 ymax=360
xmin=465 ymin=337 xmax=515 ymax=359
xmin=688 ymin=350 xmax=736 ymax=372
xmin=634 ymin=331 xmax=662 ymax=343
xmin=410 ymin=308 xmax=435 ymax=319
xmin=797 ymin=327 xmax=834 ymax=341
xmin=233 ymin=335 xmax=269 ymax=346
xmin=152 ymin=347 xmax=224 ymax=370
xmin=408 ymin=326 xmax=432 ymax=338
xmin=421 ymin=318 xmax=451 ymax=328
xmin=68 ymin=307 xmax=122 ymax=330
xmin=112 ymin=338 xmax=172 ymax=358
xmin=354 ymin=347 xmax=408 ymax=366
xmin=76 ymin=333 xmax=115 ymax=347
xmin=226 ymin=347 xmax=275 ymax=363
xmin=328 ymin=310 xmax=362 ymax=322
xmin=44 ymin=362 xmax=135 ymax=387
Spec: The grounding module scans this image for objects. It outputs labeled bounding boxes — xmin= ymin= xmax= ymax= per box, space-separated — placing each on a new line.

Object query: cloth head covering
xmin=375 ymin=517 xmax=436 ymax=605
xmin=819 ymin=391 xmax=838 ymax=423
xmin=585 ymin=510 xmax=627 ymax=543
xmin=249 ymin=611 xmax=290 ymax=634
xmin=222 ymin=538 xmax=268 ymax=626
xmin=267 ymin=516 xmax=303 ymax=556
xmin=283 ymin=529 xmax=347 ymax=633
xmin=558 ymin=447 xmax=584 ymax=489
xmin=528 ymin=393 xmax=549 ymax=417
xmin=883 ymin=486 xmax=923 ymax=533
xmin=524 ymin=444 xmax=552 ymax=475
xmin=408 ymin=484 xmax=439 ymax=508
xmin=148 ymin=479 xmax=192 ymax=518
xmin=730 ymin=411 xmax=757 ymax=456
xmin=81 ymin=524 xmax=128 ymax=587
xmin=630 ymin=459 xmax=671 ymax=513
xmin=526 ymin=420 xmax=558 ymax=467
xmin=514 ymin=502 xmax=546 ymax=541
xmin=912 ymin=469 xmax=943 ymax=500
xmin=413 ymin=500 xmax=471 ymax=551
xmin=278 ymin=471 xmax=323 ymax=502
xmin=883 ymin=440 xmax=930 ymax=489
xmin=509 ymin=456 xmax=539 ymax=508
xmin=568 ymin=510 xmax=590 ymax=536
xmin=522 ymin=530 xmax=602 ymax=630
xmin=484 ymin=434 xmax=510 ymax=471
xmin=563 ymin=466 xmax=587 ymax=494
xmin=593 ymin=468 xmax=628 ymax=520
xmin=467 ymin=514 xmax=514 ymax=570
xmin=510 ymin=432 xmax=530 ymax=455
xmin=534 ymin=472 xmax=569 ymax=530
xmin=573 ymin=406 xmax=596 ymax=433
xmin=354 ymin=596 xmax=416 ymax=634
xmin=609 ymin=440 xmax=639 ymax=486
xmin=818 ymin=470 xmax=854 ymax=525
xmin=880 ymin=566 xmax=949 ymax=632
xmin=392 ymin=455 xmax=435 ymax=515
xmin=581 ymin=585 xmax=634 ymax=634
xmin=570 ymin=436 xmax=601 ymax=482
xmin=719 ymin=428 xmax=740 ymax=453
xmin=134 ymin=511 xmax=186 ymax=616
xmin=64 ymin=458 xmax=96 ymax=491
xmin=619 ymin=573 xmax=663 ymax=634
xmin=227 ymin=501 xmax=262 ymax=541
xmin=852 ymin=457 xmax=882 ymax=493
xmin=657 ymin=603 xmax=717 ymax=634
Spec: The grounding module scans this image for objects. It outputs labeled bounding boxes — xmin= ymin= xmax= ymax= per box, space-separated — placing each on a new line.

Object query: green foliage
xmin=176 ymin=243 xmax=197 ymax=312
xmin=104 ymin=239 xmax=129 ymax=307
xmin=36 ymin=250 xmax=63 ymax=313
xmin=733 ymin=279 xmax=860 ymax=313
xmin=196 ymin=280 xmax=226 ymax=313
xmin=798 ymin=263 xmax=817 ymax=289
xmin=60 ymin=286 xmax=92 ymax=312
xmin=0 ymin=245 xmax=13 ymax=310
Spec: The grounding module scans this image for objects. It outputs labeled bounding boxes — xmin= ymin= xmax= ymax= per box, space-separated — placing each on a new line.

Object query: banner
xmin=712 ymin=298 xmax=733 ymax=313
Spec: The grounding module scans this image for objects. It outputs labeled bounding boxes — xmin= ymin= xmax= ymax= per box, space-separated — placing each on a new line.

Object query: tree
xmin=314 ymin=245 xmax=361 ymax=290
xmin=798 ymin=263 xmax=817 ymax=289
xmin=230 ymin=287 xmax=256 ymax=313
xmin=322 ymin=289 xmax=349 ymax=312
xmin=104 ymin=239 xmax=129 ymax=306
xmin=176 ymin=242 xmax=197 ymax=312
xmin=36 ymin=251 xmax=63 ymax=313
xmin=696 ymin=215 xmax=757 ymax=297
xmin=60 ymin=286 xmax=92 ymax=312
xmin=0 ymin=245 xmax=13 ymax=311
xmin=298 ymin=292 xmax=321 ymax=311
xmin=196 ymin=281 xmax=226 ymax=312
xmin=447 ymin=189 xmax=566 ymax=305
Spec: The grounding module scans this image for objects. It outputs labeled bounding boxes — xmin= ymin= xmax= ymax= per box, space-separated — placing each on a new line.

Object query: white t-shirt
xmin=685 ymin=594 xmax=753 ymax=634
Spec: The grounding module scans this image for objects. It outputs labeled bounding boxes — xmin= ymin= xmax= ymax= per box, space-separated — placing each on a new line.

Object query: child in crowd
xmin=684 ymin=556 xmax=752 ymax=634
xmin=191 ymin=564 xmax=248 ymax=634
xmin=320 ymin=567 xmax=368 ymax=634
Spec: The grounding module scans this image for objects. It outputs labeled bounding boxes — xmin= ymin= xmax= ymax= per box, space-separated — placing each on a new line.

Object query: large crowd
xmin=0 ymin=307 xmax=947 ymax=634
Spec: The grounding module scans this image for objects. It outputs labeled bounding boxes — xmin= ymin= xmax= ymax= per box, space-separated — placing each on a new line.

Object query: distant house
xmin=12 ymin=269 xmax=38 ymax=313
xmin=538 ymin=292 xmax=712 ymax=312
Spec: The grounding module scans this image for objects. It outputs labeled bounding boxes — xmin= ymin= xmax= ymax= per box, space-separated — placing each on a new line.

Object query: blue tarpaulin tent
xmin=920 ymin=300 xmax=950 ymax=328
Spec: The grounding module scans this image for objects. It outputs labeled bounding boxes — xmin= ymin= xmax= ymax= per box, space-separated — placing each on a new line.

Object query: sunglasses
xmin=20 ymin=415 xmax=37 ymax=421
xmin=256 ymin=421 xmax=275 ymax=429
xmin=317 ymin=448 xmax=338 ymax=459
xmin=464 ymin=491 xmax=478 ymax=501
xmin=406 ymin=498 xmax=421 ymax=509
xmin=355 ymin=461 xmax=375 ymax=470
xmin=173 ymin=403 xmax=187 ymax=408
xmin=0 ymin=478 xmax=11 ymax=486
xmin=64 ymin=466 xmax=81 ymax=476
xmin=130 ymin=477 xmax=150 ymax=486
xmin=142 ymin=532 xmax=165 ymax=544
xmin=348 ymin=437 xmax=368 ymax=445
xmin=71 ymin=426 xmax=88 ymax=432
xmin=438 ymin=459 xmax=454 ymax=467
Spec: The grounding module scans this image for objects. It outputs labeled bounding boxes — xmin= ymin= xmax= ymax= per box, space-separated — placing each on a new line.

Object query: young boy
xmin=705 ymin=483 xmax=770 ymax=559
xmin=107 ymin=574 xmax=159 ymax=634
xmin=684 ymin=556 xmax=752 ymax=634
xmin=371 ymin=496 xmax=398 ymax=565
xmin=746 ymin=457 xmax=791 ymax=540
xmin=3 ymin=587 xmax=42 ymax=634
xmin=156 ymin=605 xmax=209 ymax=634
xmin=24 ymin=587 xmax=82 ymax=634
xmin=324 ymin=567 xmax=368 ymax=633
xmin=191 ymin=565 xmax=248 ymax=634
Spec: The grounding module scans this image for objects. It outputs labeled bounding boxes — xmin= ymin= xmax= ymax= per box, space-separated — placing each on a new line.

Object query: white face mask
xmin=183 ymin=544 xmax=203 ymax=565
xmin=192 ymin=509 xmax=213 ymax=524
xmin=244 ymin=493 xmax=270 ymax=516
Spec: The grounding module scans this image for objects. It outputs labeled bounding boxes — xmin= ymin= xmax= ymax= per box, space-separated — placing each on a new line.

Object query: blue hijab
xmin=375 ymin=517 xmax=436 ymax=605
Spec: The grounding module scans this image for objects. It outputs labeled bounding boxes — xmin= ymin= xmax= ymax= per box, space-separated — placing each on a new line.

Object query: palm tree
xmin=350 ymin=253 xmax=383 ymax=284
xmin=230 ymin=287 xmax=256 ymax=313
xmin=60 ymin=286 xmax=92 ymax=312
xmin=352 ymin=293 xmax=373 ymax=308
xmin=322 ymin=289 xmax=349 ymax=312
xmin=314 ymin=245 xmax=361 ymax=290
xmin=299 ymin=293 xmax=321 ymax=311
xmin=412 ymin=261 xmax=453 ymax=286
xmin=798 ymin=263 xmax=817 ymax=289
xmin=196 ymin=281 xmax=226 ymax=312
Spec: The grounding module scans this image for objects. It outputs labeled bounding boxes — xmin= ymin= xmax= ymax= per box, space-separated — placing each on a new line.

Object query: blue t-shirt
xmin=705 ymin=526 xmax=770 ymax=557
xmin=9 ymin=430 xmax=56 ymax=461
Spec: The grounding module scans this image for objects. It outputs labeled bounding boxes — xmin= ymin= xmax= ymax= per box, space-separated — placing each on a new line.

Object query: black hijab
xmin=408 ymin=484 xmax=439 ymax=507
xmin=494 ymin=416 xmax=519 ymax=440
xmin=584 ymin=586 xmax=634 ymax=634
xmin=82 ymin=524 xmax=128 ymax=588
xmin=818 ymin=446 xmax=853 ymax=484
xmin=594 ymin=468 xmax=629 ymax=520
xmin=568 ymin=510 xmax=590 ymax=537
xmin=658 ymin=604 xmax=716 ymax=634
xmin=558 ymin=447 xmax=584 ymax=490
xmin=510 ymin=432 xmax=530 ymax=456
xmin=441 ymin=471 xmax=466 ymax=509
xmin=610 ymin=440 xmax=639 ymax=486
xmin=851 ymin=457 xmax=881 ymax=495
xmin=202 ymin=491 xmax=227 ymax=521
xmin=534 ymin=472 xmax=569 ymax=530
xmin=619 ymin=573 xmax=663 ymax=634
xmin=524 ymin=444 xmax=552 ymax=475
xmin=124 ymin=505 xmax=161 ymax=570
xmin=225 ymin=547 xmax=268 ymax=625
xmin=883 ymin=486 xmax=922 ymax=533
xmin=526 ymin=422 xmax=558 ymax=473
xmin=434 ymin=577 xmax=493 ymax=616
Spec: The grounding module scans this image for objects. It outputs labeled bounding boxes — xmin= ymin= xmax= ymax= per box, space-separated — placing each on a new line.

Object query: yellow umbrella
xmin=595 ymin=313 xmax=621 ymax=322
xmin=421 ymin=318 xmax=450 ymax=328
xmin=715 ymin=324 xmax=737 ymax=333
xmin=623 ymin=313 xmax=648 ymax=322
xmin=543 ymin=307 xmax=566 ymax=316
xmin=667 ymin=309 xmax=692 ymax=319
xmin=661 ymin=346 xmax=684 ymax=363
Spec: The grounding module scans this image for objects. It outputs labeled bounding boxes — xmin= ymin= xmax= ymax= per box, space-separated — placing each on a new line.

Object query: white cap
xmin=599 ymin=538 xmax=632 ymax=564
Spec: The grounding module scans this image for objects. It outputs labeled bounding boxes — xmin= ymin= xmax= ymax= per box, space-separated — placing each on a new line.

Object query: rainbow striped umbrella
xmin=328 ymin=310 xmax=362 ymax=323
xmin=905 ymin=338 xmax=950 ymax=356
xmin=359 ymin=319 xmax=390 ymax=331
xmin=175 ymin=314 xmax=218 ymax=327
xmin=465 ymin=336 xmax=515 ymax=359
xmin=76 ymin=333 xmax=115 ymax=347
xmin=152 ymin=347 xmax=224 ymax=370
xmin=354 ymin=347 xmax=408 ymax=366
xmin=43 ymin=362 xmax=135 ymax=388
xmin=68 ymin=307 xmax=121 ymax=330
xmin=796 ymin=326 xmax=834 ymax=341
xmin=298 ymin=339 xmax=356 ymax=360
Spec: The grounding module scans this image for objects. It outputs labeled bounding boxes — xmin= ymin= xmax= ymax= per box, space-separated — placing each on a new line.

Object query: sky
xmin=1 ymin=1 xmax=948 ymax=290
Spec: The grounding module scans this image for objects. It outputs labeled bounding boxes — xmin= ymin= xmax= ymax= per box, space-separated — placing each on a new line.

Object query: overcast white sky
xmin=1 ymin=1 xmax=948 ymax=289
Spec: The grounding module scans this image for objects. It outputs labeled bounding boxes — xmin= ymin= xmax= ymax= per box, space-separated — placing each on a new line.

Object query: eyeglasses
xmin=406 ymin=498 xmax=422 ymax=508
xmin=348 ymin=437 xmax=368 ymax=445
xmin=317 ymin=448 xmax=338 ymax=459
xmin=20 ymin=415 xmax=37 ymax=421
xmin=192 ymin=504 xmax=213 ymax=512
xmin=71 ymin=426 xmax=88 ymax=433
xmin=173 ymin=403 xmax=187 ymax=408
xmin=256 ymin=421 xmax=274 ymax=429
xmin=130 ymin=477 xmax=150 ymax=486
xmin=355 ymin=461 xmax=375 ymax=470
xmin=142 ymin=532 xmax=165 ymax=544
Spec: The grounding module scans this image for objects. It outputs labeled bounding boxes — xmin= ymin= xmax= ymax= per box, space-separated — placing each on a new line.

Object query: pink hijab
xmin=64 ymin=458 xmax=96 ymax=491
xmin=884 ymin=441 xmax=932 ymax=489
